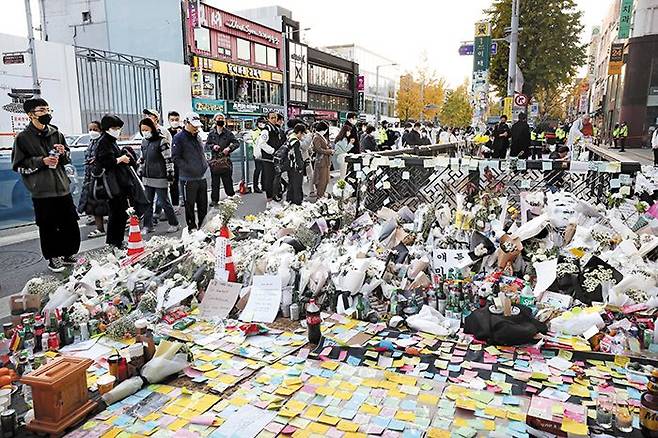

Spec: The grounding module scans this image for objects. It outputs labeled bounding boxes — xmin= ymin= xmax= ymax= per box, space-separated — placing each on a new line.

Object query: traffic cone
xmin=127 ymin=215 xmax=145 ymax=257
xmin=220 ymin=226 xmax=237 ymax=282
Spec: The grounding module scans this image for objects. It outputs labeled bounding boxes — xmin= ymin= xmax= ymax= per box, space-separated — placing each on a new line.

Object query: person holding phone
xmin=11 ymin=98 xmax=80 ymax=272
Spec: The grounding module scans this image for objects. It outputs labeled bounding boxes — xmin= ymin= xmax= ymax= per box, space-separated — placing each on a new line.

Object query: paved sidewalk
xmin=599 ymin=143 xmax=654 ymax=165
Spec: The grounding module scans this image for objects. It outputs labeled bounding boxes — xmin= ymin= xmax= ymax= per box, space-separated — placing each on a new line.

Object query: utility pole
xmin=506 ymin=0 xmax=520 ymax=97
xmin=24 ymin=0 xmax=40 ymax=94
xmin=281 ymin=30 xmax=288 ymax=122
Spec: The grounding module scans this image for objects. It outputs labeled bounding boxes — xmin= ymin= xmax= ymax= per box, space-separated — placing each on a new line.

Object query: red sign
xmin=357 ymin=75 xmax=365 ymax=91
xmin=188 ymin=0 xmax=199 ymax=28
xmin=514 ymin=93 xmax=529 ymax=107
xmin=314 ymin=110 xmax=338 ymax=120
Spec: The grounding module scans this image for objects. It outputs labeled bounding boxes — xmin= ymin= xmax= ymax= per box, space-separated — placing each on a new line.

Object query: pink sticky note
xmin=297 ymin=348 xmax=310 ymax=359
xmin=282 ymin=425 xmax=297 ymax=434
xmin=190 ymin=415 xmax=215 ymax=426
xmin=184 ymin=367 xmax=204 ymax=379
xmin=338 ymin=350 xmax=348 ymax=361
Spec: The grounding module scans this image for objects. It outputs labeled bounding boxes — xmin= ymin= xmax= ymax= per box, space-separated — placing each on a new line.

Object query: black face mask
xmin=217 ymin=120 xmax=225 ymax=127
xmin=37 ymin=113 xmax=52 ymax=125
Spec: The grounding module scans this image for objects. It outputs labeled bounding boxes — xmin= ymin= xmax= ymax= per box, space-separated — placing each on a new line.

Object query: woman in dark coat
xmin=78 ymin=120 xmax=108 ymax=238
xmin=359 ymin=125 xmax=379 ymax=152
xmin=95 ymin=114 xmax=134 ymax=249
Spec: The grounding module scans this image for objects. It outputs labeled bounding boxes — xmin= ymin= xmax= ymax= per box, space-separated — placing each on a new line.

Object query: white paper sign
xmin=432 ymin=248 xmax=470 ymax=276
xmin=215 ymin=236 xmax=229 ymax=280
xmin=200 ymin=279 xmax=242 ymax=319
xmin=156 ymin=282 xmax=197 ymax=311
xmin=214 ymin=405 xmax=277 ymax=438
xmin=533 ymin=258 xmax=558 ymax=297
xmin=239 ymin=275 xmax=282 ymax=323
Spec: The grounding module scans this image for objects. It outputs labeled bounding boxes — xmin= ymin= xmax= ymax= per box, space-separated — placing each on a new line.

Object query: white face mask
xmin=107 ymin=128 xmax=122 ymax=139
xmin=142 ymin=131 xmax=152 ymax=139
xmin=170 ymin=121 xmax=180 ymax=128
xmin=318 ymin=129 xmax=328 ymax=136
xmin=88 ymin=131 xmax=101 ymax=139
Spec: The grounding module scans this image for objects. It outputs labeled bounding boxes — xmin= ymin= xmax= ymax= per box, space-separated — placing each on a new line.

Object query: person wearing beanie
xmin=11 ymin=97 xmax=80 ymax=272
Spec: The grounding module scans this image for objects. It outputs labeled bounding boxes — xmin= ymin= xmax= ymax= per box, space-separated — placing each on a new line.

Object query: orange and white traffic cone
xmin=127 ymin=215 xmax=145 ymax=257
xmin=239 ymin=179 xmax=248 ymax=195
xmin=219 ymin=226 xmax=237 ymax=282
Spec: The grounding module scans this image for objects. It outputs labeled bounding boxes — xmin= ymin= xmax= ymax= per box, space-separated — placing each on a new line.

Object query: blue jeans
xmin=144 ymin=186 xmax=178 ymax=228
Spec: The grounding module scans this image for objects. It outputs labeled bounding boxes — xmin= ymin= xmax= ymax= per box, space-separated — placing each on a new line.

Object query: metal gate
xmin=75 ymin=47 xmax=161 ymax=136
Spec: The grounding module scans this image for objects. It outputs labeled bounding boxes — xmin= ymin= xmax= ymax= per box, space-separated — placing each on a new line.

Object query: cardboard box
xmin=10 ymin=294 xmax=42 ymax=325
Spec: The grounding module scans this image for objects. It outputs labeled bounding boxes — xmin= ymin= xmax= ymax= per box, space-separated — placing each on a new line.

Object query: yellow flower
xmin=245 ymin=215 xmax=257 ymax=222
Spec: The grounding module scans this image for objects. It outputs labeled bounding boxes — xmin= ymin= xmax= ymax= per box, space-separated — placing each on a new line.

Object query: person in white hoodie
xmin=651 ymin=126 xmax=658 ymax=167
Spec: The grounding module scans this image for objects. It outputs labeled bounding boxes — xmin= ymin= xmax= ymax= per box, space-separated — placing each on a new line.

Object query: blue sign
xmin=192 ymin=97 xmax=227 ymax=115
xmin=459 ymin=42 xmax=498 ymax=56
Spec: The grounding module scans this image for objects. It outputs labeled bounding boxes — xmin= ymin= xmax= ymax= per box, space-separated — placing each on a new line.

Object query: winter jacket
xmin=206 ymin=127 xmax=239 ymax=161
xmin=287 ymin=137 xmax=304 ymax=173
xmin=360 ymin=133 xmax=378 ymax=152
xmin=510 ymin=120 xmax=531 ymax=158
xmin=257 ymin=123 xmax=283 ymax=162
xmin=141 ymin=134 xmax=171 ymax=188
xmin=95 ymin=132 xmax=135 ymax=190
xmin=652 ymin=130 xmax=658 ymax=149
xmin=78 ymin=137 xmax=109 ymax=216
xmin=11 ymin=123 xmax=71 ymax=199
xmin=405 ymin=130 xmax=423 ymax=147
xmin=312 ymin=133 xmax=332 ymax=166
xmin=492 ymin=122 xmax=511 ymax=153
xmin=172 ymin=129 xmax=208 ymax=181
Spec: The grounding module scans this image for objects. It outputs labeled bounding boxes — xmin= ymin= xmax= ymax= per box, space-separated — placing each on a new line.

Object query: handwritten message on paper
xmin=239 ymin=275 xmax=282 ymax=323
xmin=200 ymin=279 xmax=242 ymax=319
xmin=432 ymin=248 xmax=470 ymax=275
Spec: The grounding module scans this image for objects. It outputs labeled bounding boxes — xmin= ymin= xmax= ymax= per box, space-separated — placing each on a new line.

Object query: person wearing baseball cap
xmin=172 ymin=111 xmax=208 ymax=230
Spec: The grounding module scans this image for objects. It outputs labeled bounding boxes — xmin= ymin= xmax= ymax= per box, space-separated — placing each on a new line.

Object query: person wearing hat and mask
xmin=206 ymin=112 xmax=239 ymax=205
xmin=172 ymin=112 xmax=209 ymax=230
xmin=143 ymin=108 xmax=172 ymax=146
xmin=12 ymin=97 xmax=80 ymax=272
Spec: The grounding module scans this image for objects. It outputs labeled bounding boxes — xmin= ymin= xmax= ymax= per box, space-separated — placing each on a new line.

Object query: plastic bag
xmin=549 ymin=308 xmax=605 ymax=336
xmin=406 ymin=305 xmax=460 ymax=336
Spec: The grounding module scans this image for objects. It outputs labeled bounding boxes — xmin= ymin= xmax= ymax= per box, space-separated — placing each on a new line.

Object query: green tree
xmin=440 ymin=83 xmax=472 ymax=127
xmin=485 ymin=0 xmax=586 ymax=98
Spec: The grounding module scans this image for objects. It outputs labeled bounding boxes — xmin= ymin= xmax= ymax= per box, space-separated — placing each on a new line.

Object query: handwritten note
xmin=214 ymin=405 xmax=277 ymax=438
xmin=239 ymin=275 xmax=282 ymax=323
xmin=200 ymin=279 xmax=242 ymax=319
xmin=432 ymin=248 xmax=470 ymax=275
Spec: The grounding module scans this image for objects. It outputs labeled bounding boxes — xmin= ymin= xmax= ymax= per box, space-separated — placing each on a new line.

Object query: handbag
xmin=209 ymin=155 xmax=231 ymax=173
xmin=90 ymin=168 xmax=121 ymax=201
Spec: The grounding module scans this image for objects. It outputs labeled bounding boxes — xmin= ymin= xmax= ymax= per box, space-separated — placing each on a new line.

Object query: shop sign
xmin=225 ymin=18 xmax=280 ymax=45
xmin=473 ymin=21 xmax=491 ymax=72
xmin=607 ymin=43 xmax=624 ymax=76
xmin=192 ymin=97 xmax=227 ymax=115
xmin=261 ymin=104 xmax=284 ymax=115
xmin=357 ymin=75 xmax=365 ymax=91
xmin=314 ymin=110 xmax=338 ymax=120
xmin=2 ymin=53 xmax=25 ymax=65
xmin=288 ymin=42 xmax=308 ymax=103
xmin=228 ymin=101 xmax=261 ymax=114
xmin=358 ymin=92 xmax=365 ymax=112
xmin=194 ymin=57 xmax=282 ymax=84
xmin=188 ymin=0 xmax=200 ymax=28
xmin=618 ymin=0 xmax=633 ymax=39
xmin=502 ymin=97 xmax=513 ymax=120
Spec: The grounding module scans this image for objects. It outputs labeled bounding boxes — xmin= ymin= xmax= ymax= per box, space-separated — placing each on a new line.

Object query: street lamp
xmin=281 ymin=27 xmax=311 ymax=121
xmin=375 ymin=63 xmax=398 ymax=125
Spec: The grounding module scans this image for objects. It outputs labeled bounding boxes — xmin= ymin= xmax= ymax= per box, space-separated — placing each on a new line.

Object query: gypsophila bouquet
xmin=218 ymin=195 xmax=242 ymax=227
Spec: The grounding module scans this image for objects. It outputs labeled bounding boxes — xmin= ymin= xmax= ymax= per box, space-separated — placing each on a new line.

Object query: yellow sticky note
xmin=338 ymin=382 xmax=357 ymax=392
xmin=453 ymin=417 xmax=469 ymax=427
xmin=615 ymin=355 xmax=630 ymax=367
xmin=395 ymin=410 xmax=416 ymax=422
xmin=507 ymin=411 xmax=526 ymax=422
xmin=318 ymin=415 xmax=340 ymax=426
xmin=101 ymin=429 xmax=121 ymax=438
xmin=561 ymin=419 xmax=588 ymax=435
xmin=569 ymin=384 xmax=590 ymax=398
xmin=427 ymin=428 xmax=451 ymax=438
xmin=558 ymin=350 xmax=573 ymax=361
xmin=307 ymin=376 xmax=328 ymax=386
xmin=336 ymin=420 xmax=360 ymax=432
xmin=418 ymin=393 xmax=439 ymax=406
xmin=334 ymin=391 xmax=352 ymax=400
xmin=285 ymin=400 xmax=307 ymax=413
xmin=167 ymin=418 xmax=188 ymax=431
xmin=303 ymin=405 xmax=323 ymax=420
xmin=360 ymin=404 xmax=381 ymax=415
xmin=316 ymin=386 xmax=335 ymax=397
xmin=321 ymin=361 xmax=340 ymax=371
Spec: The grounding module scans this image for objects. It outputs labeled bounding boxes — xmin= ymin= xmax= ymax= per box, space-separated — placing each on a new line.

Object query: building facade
xmin=185 ymin=2 xmax=284 ymax=129
xmin=323 ymin=44 xmax=399 ymax=124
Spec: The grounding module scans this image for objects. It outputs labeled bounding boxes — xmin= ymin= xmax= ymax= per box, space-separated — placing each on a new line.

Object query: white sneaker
xmin=166 ymin=225 xmax=179 ymax=233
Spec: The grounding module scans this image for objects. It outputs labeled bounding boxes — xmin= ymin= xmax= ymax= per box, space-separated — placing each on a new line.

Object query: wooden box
xmin=20 ymin=356 xmax=96 ymax=435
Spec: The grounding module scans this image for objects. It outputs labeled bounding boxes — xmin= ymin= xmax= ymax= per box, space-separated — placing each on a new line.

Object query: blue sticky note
xmin=509 ymin=421 xmax=527 ymax=432
xmin=373 ymin=416 xmax=390 ymax=428
xmin=388 ymin=419 xmax=406 ymax=431
xmin=400 ymin=400 xmax=417 ymax=410
xmin=347 ymin=356 xmax=361 ymax=366
xmin=503 ymin=396 xmax=520 ymax=406
xmin=448 ymin=364 xmax=461 ymax=372
xmin=629 ymin=388 xmax=641 ymax=399
xmin=402 ymin=429 xmax=422 ymax=438
xmin=339 ymin=409 xmax=357 ymax=419
xmin=320 ymin=370 xmax=335 ymax=378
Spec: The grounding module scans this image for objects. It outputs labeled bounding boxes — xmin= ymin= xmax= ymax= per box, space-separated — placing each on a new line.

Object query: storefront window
xmin=308 ymin=65 xmax=350 ymax=90
xmin=216 ymin=74 xmax=282 ymax=106
xmin=308 ymin=92 xmax=350 ymax=111
xmin=217 ymin=75 xmax=236 ymax=102
xmin=269 ymin=83 xmax=282 ymax=105
xmin=255 ymin=44 xmax=267 ymax=65
xmin=194 ymin=28 xmax=210 ymax=52
xmin=267 ymin=47 xmax=278 ymax=68
xmin=201 ymin=72 xmax=216 ymax=99
xmin=237 ymin=38 xmax=251 ymax=61
xmin=236 ymin=78 xmax=252 ymax=102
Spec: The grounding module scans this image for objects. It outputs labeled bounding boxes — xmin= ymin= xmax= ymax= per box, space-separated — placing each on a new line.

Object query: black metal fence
xmin=75 ymin=47 xmax=161 ymax=135
xmin=345 ymin=143 xmax=642 ymax=214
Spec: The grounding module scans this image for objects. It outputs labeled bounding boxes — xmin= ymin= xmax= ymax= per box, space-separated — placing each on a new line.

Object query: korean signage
xmin=588 ymin=26 xmax=600 ymax=80
xmin=357 ymin=75 xmax=365 ymax=91
xmin=502 ymin=97 xmax=513 ymax=120
xmin=188 ymin=0 xmax=200 ymax=28
xmin=288 ymin=41 xmax=308 ymax=104
xmin=3 ymin=53 xmax=25 ymax=65
xmin=473 ymin=21 xmax=491 ymax=72
xmin=313 ymin=110 xmax=338 ymax=120
xmin=358 ymin=91 xmax=365 ymax=112
xmin=194 ymin=57 xmax=283 ymax=84
xmin=226 ymin=102 xmax=284 ymax=115
xmin=192 ymin=97 xmax=226 ymax=115
xmin=608 ymin=43 xmax=624 ymax=75
xmin=618 ymin=0 xmax=633 ymax=39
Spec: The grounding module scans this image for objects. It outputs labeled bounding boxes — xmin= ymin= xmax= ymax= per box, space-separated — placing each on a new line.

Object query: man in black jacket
xmin=492 ymin=115 xmax=511 ymax=158
xmin=257 ymin=111 xmax=284 ymax=202
xmin=405 ymin=122 xmax=423 ymax=146
xmin=510 ymin=112 xmax=531 ymax=158
xmin=172 ymin=112 xmax=208 ymax=230
xmin=11 ymin=98 xmax=80 ymax=272
xmin=206 ymin=112 xmax=239 ymax=205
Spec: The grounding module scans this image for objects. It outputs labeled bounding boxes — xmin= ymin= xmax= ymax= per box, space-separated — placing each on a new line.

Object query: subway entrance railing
xmin=344 ymin=142 xmax=643 ymax=215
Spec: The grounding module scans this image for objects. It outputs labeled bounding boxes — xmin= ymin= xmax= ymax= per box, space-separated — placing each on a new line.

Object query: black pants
xmin=32 ymin=194 xmax=80 ymax=260
xmin=619 ymin=137 xmax=626 ymax=151
xmin=170 ymin=164 xmax=180 ymax=206
xmin=210 ymin=170 xmax=235 ymax=203
xmin=253 ymin=160 xmax=263 ymax=190
xmin=261 ymin=161 xmax=274 ymax=199
xmin=653 ymin=148 xmax=658 ymax=166
xmin=287 ymin=170 xmax=304 ymax=205
xmin=107 ymin=195 xmax=128 ymax=247
xmin=182 ymin=179 xmax=208 ymax=230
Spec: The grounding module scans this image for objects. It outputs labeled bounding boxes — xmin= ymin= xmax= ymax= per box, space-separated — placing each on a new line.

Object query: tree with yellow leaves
xmin=396 ymin=74 xmax=422 ymax=121
xmin=440 ymin=82 xmax=472 ymax=127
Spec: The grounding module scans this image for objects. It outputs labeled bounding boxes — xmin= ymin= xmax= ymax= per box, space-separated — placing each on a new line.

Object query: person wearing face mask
xmin=77 ymin=120 xmax=108 ymax=239
xmin=95 ymin=114 xmax=134 ymax=249
xmin=12 ymin=97 xmax=80 ymax=272
xmin=166 ymin=111 xmax=183 ymax=208
xmin=139 ymin=118 xmax=179 ymax=234
xmin=286 ymin=123 xmax=308 ymax=205
xmin=206 ymin=112 xmax=239 ymax=205
xmin=359 ymin=125 xmax=379 ymax=152
xmin=420 ymin=128 xmax=431 ymax=145
xmin=257 ymin=111 xmax=285 ymax=204
xmin=172 ymin=112 xmax=209 ymax=230
xmin=312 ymin=121 xmax=334 ymax=198
xmin=143 ymin=108 xmax=172 ymax=146
xmin=251 ymin=117 xmax=266 ymax=193
xmin=335 ymin=112 xmax=360 ymax=154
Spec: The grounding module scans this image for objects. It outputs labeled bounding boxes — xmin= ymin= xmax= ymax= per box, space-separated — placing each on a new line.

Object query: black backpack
xmin=273 ymin=143 xmax=290 ymax=172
